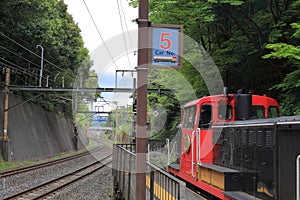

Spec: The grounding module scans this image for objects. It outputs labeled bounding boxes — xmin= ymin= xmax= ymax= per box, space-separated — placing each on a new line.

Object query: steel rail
xmin=0 ymin=146 xmax=103 ymax=178
xmin=3 ymin=154 xmax=112 ymax=200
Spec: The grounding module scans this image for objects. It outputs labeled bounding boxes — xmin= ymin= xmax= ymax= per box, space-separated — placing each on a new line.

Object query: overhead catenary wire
xmin=0 ymin=17 xmax=90 ymax=116
xmin=117 ymin=0 xmax=132 ymax=68
xmin=0 ymin=31 xmax=78 ymax=87
xmin=0 ymin=45 xmax=41 ymax=69
xmin=0 ymin=43 xmax=61 ymax=86
xmin=0 ymin=59 xmax=61 ymax=87
xmin=0 ymin=70 xmax=67 ymax=114
xmin=5 ymin=93 xmax=44 ymax=111
xmin=118 ymin=0 xmax=135 ymax=50
xmin=82 ymin=0 xmax=119 ymax=69
xmin=0 ymin=59 xmax=40 ymax=78
xmin=117 ymin=0 xmax=138 ymax=88
xmin=0 ymin=31 xmax=67 ymax=73
xmin=0 ymin=58 xmax=46 ymax=81
xmin=0 ymin=28 xmax=82 ymax=81
xmin=76 ymin=112 xmax=98 ymax=123
xmin=0 ymin=25 xmax=38 ymax=52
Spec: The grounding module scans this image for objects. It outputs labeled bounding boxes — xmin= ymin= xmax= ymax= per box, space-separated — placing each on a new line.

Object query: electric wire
xmin=0 ymin=30 xmax=75 ymax=87
xmin=0 ymin=31 xmax=67 ymax=73
xmin=117 ymin=0 xmax=132 ymax=68
xmin=0 ymin=69 xmax=71 ymax=109
xmin=6 ymin=93 xmax=44 ymax=111
xmin=118 ymin=0 xmax=135 ymax=50
xmin=0 ymin=59 xmax=40 ymax=78
xmin=0 ymin=28 xmax=79 ymax=80
xmin=82 ymin=0 xmax=134 ymax=95
xmin=115 ymin=0 xmax=133 ymax=88
xmin=0 ymin=59 xmax=44 ymax=82
xmin=0 ymin=44 xmax=60 ymax=86
xmin=0 ymin=45 xmax=41 ymax=69
xmin=0 ymin=59 xmax=60 ymax=87
xmin=0 ymin=29 xmax=45 ymax=85
xmin=9 ymin=72 xmax=33 ymax=86
xmin=76 ymin=112 xmax=98 ymax=123
xmin=0 ymin=25 xmax=37 ymax=51
xmin=82 ymin=0 xmax=119 ymax=69
xmin=0 ymin=15 xmax=88 ymax=116
xmin=0 ymin=9 xmax=96 ymax=87
xmin=0 ymin=2 xmax=132 ymax=111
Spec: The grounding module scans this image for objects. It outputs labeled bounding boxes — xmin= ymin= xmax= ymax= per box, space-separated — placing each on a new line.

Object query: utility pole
xmin=136 ymin=0 xmax=149 ymax=199
xmin=3 ymin=67 xmax=10 ymax=141
xmin=36 ymin=45 xmax=44 ymax=87
xmin=1 ymin=67 xmax=12 ymax=161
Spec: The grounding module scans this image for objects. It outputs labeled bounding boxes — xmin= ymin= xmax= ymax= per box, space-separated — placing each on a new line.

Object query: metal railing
xmin=297 ymin=155 xmax=300 ymax=200
xmin=112 ymin=144 xmax=186 ymax=200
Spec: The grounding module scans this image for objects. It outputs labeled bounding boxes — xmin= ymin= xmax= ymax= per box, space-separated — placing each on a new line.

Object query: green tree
xmin=129 ymin=0 xmax=300 ymax=139
xmin=264 ymin=23 xmax=300 ymax=115
xmin=0 ymin=0 xmax=92 ymax=117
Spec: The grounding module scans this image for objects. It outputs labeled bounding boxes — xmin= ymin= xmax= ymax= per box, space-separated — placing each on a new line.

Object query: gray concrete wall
xmin=0 ymin=93 xmax=79 ymax=161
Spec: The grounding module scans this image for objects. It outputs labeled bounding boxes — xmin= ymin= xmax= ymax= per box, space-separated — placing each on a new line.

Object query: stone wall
xmin=0 ymin=93 xmax=84 ymax=161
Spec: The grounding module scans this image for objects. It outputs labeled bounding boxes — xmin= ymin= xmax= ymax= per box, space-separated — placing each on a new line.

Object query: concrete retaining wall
xmin=0 ymin=93 xmax=83 ymax=161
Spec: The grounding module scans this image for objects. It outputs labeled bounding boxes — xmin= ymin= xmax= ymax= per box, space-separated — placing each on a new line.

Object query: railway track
xmin=2 ymin=154 xmax=112 ymax=200
xmin=0 ymin=145 xmax=104 ymax=178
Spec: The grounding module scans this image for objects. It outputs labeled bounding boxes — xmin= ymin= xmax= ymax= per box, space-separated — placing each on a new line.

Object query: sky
xmin=64 ymin=0 xmax=138 ymax=52
xmin=64 ymin=0 xmax=139 ymax=110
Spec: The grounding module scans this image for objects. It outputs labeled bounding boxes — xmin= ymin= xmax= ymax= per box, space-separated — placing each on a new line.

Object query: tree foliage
xmin=130 ymin=0 xmax=300 ymax=139
xmin=0 ymin=0 xmax=92 ymax=118
xmin=264 ymin=22 xmax=300 ymax=115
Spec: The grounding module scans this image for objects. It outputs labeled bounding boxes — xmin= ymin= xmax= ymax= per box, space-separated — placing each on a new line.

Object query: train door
xmin=196 ymin=104 xmax=214 ymax=164
xmin=181 ymin=105 xmax=197 ymax=176
xmin=180 ymin=101 xmax=214 ymax=177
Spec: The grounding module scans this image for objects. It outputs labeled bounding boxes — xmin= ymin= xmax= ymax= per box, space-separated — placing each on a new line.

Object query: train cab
xmin=168 ymin=92 xmax=280 ymax=199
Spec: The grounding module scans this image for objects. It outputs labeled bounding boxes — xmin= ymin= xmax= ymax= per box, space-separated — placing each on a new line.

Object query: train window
xmin=218 ymin=104 xmax=232 ymax=120
xmin=252 ymin=106 xmax=265 ymax=119
xmin=268 ymin=106 xmax=278 ymax=118
xmin=199 ymin=104 xmax=212 ymax=129
xmin=183 ymin=106 xmax=196 ymax=129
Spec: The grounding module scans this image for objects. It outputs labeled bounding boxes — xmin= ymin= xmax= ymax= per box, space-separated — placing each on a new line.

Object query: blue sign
xmin=151 ymin=26 xmax=181 ymax=68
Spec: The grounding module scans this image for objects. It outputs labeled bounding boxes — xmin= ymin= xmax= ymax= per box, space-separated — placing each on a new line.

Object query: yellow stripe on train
xmin=146 ymin=175 xmax=176 ymax=200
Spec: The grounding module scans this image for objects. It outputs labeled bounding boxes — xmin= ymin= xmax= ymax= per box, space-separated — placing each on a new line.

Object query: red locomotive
xmin=168 ymin=90 xmax=300 ymax=199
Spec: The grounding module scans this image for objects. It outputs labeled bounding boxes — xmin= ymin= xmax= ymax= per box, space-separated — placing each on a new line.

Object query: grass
xmin=87 ymin=139 xmax=96 ymax=148
xmin=0 ymin=157 xmax=36 ymax=172
xmin=0 ymin=137 xmax=117 ymax=172
xmin=0 ymin=149 xmax=87 ymax=172
xmin=104 ymin=133 xmax=112 ymax=140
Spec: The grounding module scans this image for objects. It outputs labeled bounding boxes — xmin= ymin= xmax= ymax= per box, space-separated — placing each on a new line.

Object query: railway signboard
xmin=150 ymin=24 xmax=183 ymax=69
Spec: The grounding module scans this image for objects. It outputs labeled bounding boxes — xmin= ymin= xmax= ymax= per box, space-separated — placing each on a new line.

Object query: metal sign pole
xmin=136 ymin=0 xmax=149 ymax=199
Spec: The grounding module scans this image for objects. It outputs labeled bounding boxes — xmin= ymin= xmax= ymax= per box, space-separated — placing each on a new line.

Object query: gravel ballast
xmin=0 ymin=147 xmax=114 ymax=199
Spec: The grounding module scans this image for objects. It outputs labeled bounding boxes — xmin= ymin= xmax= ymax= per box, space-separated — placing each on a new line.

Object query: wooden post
xmin=3 ymin=67 xmax=10 ymax=141
xmin=1 ymin=67 xmax=12 ymax=162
